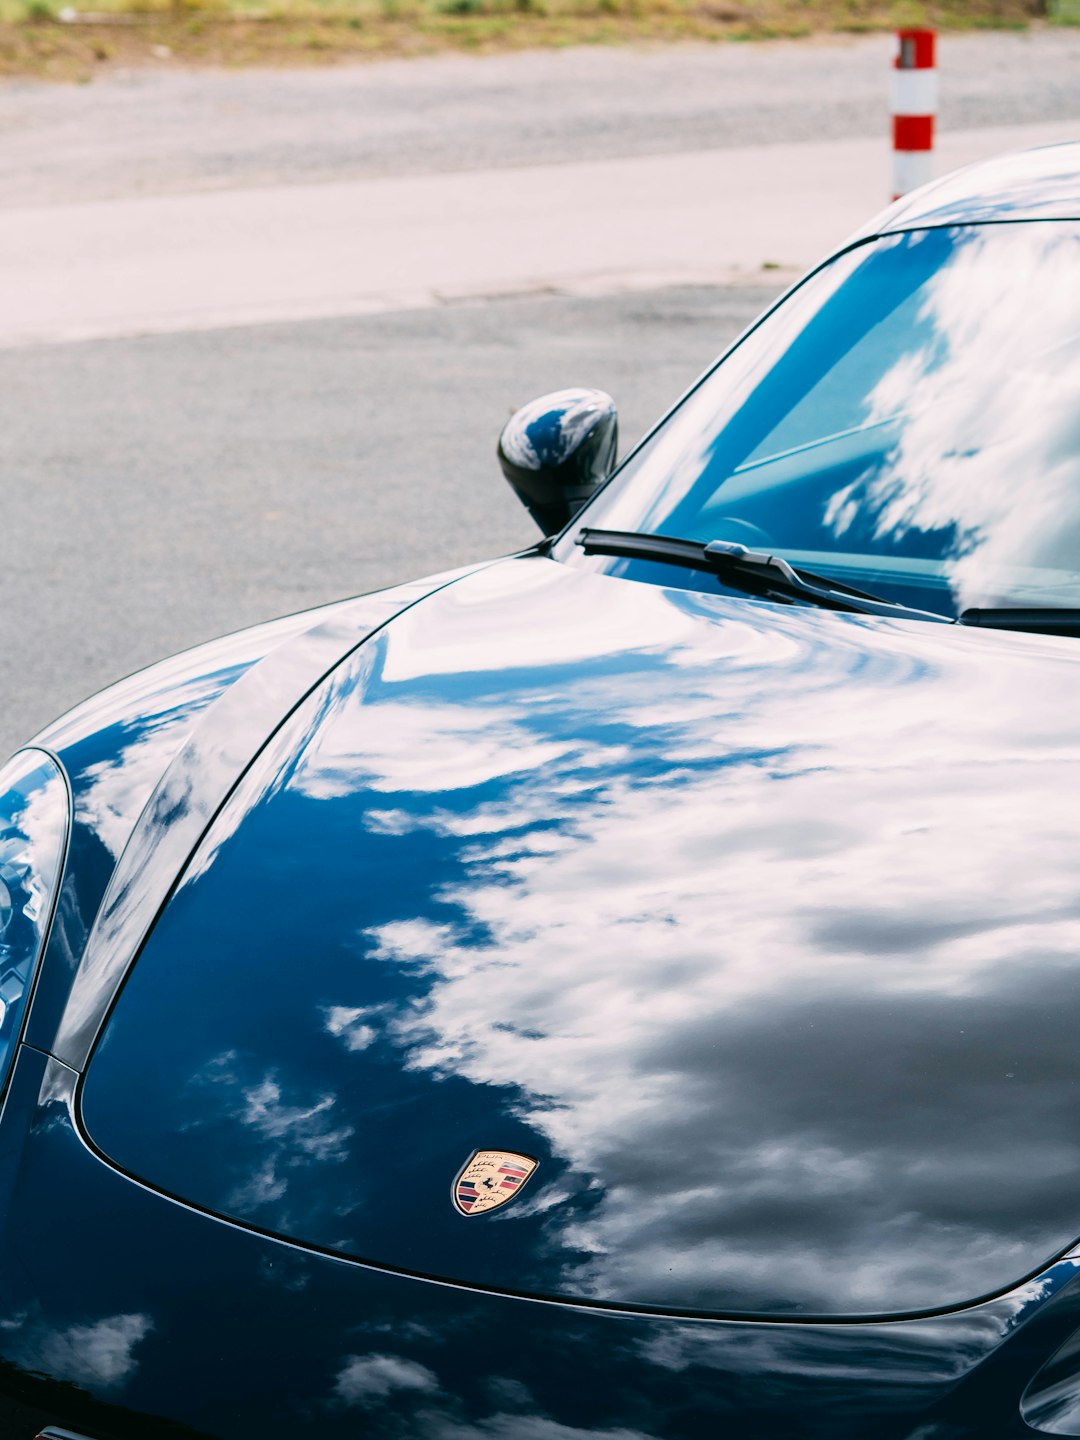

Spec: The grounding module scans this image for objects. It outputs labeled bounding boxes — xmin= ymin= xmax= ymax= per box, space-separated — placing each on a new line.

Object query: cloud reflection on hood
xmin=0 ymin=1307 xmax=153 ymax=1392
xmin=82 ymin=560 xmax=1080 ymax=1318
xmin=337 ymin=568 xmax=1080 ymax=1312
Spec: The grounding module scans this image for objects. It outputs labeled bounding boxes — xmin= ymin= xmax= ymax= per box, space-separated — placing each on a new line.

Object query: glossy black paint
xmin=850 ymin=141 xmax=1080 ymax=239
xmin=0 ymin=751 xmax=69 ymax=1101
xmin=5 ymin=1047 xmax=1080 ymax=1440
xmin=24 ymin=602 xmax=357 ymax=1067
xmin=4 ymin=147 xmax=1080 ymax=1439
xmin=81 ymin=555 xmax=1080 ymax=1320
xmin=36 ymin=571 xmax=485 ymax=1073
xmin=497 ymin=387 xmax=618 ymax=534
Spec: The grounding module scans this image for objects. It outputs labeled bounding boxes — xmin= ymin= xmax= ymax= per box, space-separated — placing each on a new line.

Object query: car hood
xmin=81 ymin=556 xmax=1080 ymax=1319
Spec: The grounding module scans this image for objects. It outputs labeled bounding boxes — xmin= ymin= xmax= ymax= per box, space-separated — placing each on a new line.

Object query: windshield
xmin=566 ymin=221 xmax=1080 ymax=619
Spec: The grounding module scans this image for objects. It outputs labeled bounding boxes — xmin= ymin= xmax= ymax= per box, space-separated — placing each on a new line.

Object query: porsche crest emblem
xmin=453 ymin=1150 xmax=537 ymax=1216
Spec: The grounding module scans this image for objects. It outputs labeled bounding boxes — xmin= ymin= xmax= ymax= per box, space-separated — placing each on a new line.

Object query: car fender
xmin=20 ymin=564 xmax=490 ymax=1064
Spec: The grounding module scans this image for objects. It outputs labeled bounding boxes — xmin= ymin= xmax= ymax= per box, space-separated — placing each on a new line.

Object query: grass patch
xmin=0 ymin=0 xmax=1049 ymax=78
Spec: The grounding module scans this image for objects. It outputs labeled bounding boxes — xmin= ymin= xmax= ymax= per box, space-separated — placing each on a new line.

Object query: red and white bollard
xmin=891 ymin=28 xmax=937 ymax=199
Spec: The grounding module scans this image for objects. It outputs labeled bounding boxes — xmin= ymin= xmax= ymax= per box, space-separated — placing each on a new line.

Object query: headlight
xmin=0 ymin=750 xmax=69 ymax=1089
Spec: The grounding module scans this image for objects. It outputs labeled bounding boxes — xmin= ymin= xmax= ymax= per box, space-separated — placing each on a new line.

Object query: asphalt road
xmin=1 ymin=31 xmax=1078 ymax=206
xmin=0 ymin=282 xmax=777 ymax=758
xmin=3 ymin=30 xmax=1077 ymax=757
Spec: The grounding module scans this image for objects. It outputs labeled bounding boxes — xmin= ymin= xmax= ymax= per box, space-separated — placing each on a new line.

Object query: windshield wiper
xmin=576 ymin=528 xmax=948 ymax=623
xmin=959 ymin=608 xmax=1080 ymax=637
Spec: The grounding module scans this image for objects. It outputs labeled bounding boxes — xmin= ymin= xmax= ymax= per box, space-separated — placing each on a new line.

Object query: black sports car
xmin=5 ymin=143 xmax=1080 ymax=1440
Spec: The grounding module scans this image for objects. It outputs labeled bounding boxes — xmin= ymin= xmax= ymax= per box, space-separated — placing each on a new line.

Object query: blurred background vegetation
xmin=0 ymin=0 xmax=1066 ymax=79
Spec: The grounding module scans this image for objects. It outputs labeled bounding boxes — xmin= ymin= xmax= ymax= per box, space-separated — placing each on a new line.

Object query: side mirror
xmin=498 ymin=388 xmax=618 ymax=536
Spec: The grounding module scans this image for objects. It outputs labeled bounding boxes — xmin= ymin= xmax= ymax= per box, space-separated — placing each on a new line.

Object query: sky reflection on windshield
xmin=580 ymin=222 xmax=1080 ymax=615
xmin=839 ymin=225 xmax=1080 ymax=610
